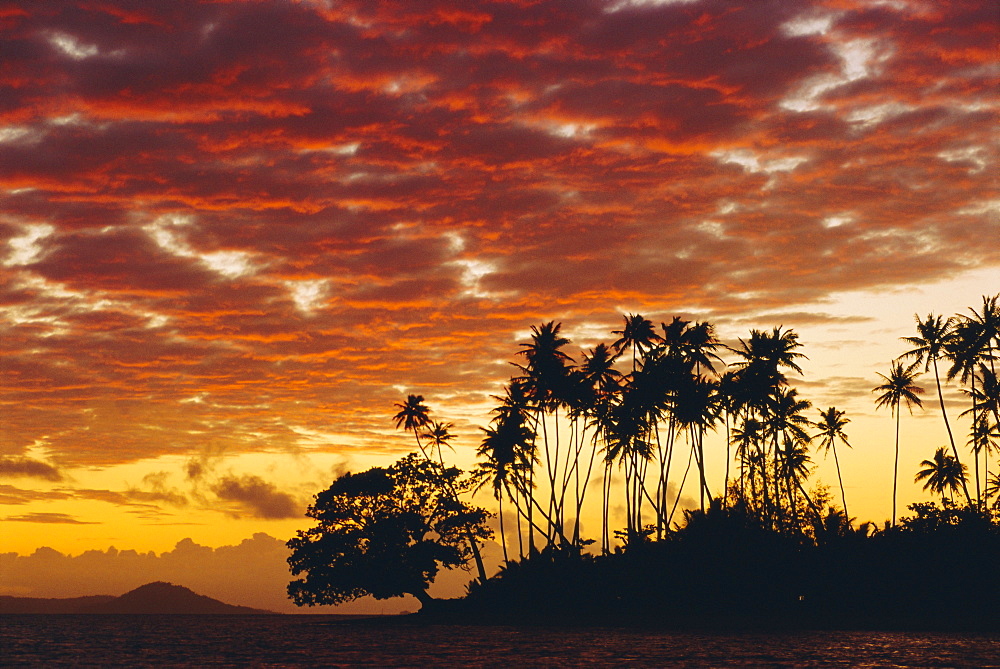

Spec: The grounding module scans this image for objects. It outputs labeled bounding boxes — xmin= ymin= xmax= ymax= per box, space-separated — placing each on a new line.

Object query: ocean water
xmin=2 ymin=615 xmax=998 ymax=667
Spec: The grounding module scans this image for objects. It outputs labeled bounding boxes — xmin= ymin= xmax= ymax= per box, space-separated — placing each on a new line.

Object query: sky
xmin=1 ymin=0 xmax=998 ymax=610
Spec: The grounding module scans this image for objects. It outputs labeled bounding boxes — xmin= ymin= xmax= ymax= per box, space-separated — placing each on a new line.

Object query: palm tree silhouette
xmin=762 ymin=386 xmax=811 ymax=524
xmin=985 ymin=470 xmax=1000 ymax=509
xmin=423 ymin=420 xmax=455 ymax=466
xmin=393 ymin=394 xmax=432 ymax=459
xmin=613 ymin=314 xmax=661 ymax=371
xmin=731 ymin=416 xmax=763 ymax=503
xmin=717 ymin=369 xmax=742 ymax=507
xmin=945 ymin=296 xmax=999 ymax=505
xmin=899 ymin=313 xmax=972 ymax=506
xmin=915 ymin=446 xmax=968 ymax=503
xmin=516 ymin=321 xmax=575 ymax=549
xmin=484 ymin=381 xmax=538 ymax=558
xmin=873 ymin=360 xmax=924 ymax=525
xmin=672 ymin=374 xmax=721 ymax=512
xmin=730 ymin=326 xmax=807 ymax=384
xmin=963 ymin=407 xmax=999 ymax=508
xmin=680 ymin=320 xmax=724 ymax=377
xmin=476 ymin=415 xmax=535 ymax=563
xmin=778 ymin=437 xmax=821 ymax=524
xmin=393 ymin=394 xmax=488 ymax=583
xmin=576 ymin=343 xmax=622 ymax=546
xmin=813 ymin=406 xmax=852 ymax=519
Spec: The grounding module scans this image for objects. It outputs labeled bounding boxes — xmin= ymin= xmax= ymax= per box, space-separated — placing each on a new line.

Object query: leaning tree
xmin=287 ymin=454 xmax=492 ymax=609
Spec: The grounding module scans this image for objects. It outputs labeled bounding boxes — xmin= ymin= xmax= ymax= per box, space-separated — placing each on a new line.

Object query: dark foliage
xmin=453 ymin=500 xmax=999 ymax=630
xmin=287 ymin=454 xmax=491 ymax=608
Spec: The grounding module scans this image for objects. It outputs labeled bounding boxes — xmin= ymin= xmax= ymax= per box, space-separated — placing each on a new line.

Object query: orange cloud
xmin=1 ymin=0 xmax=996 ymax=558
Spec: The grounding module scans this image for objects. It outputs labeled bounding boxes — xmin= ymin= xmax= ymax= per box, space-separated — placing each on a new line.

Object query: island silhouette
xmin=0 ymin=582 xmax=274 ymax=615
xmin=287 ymin=300 xmax=999 ymax=631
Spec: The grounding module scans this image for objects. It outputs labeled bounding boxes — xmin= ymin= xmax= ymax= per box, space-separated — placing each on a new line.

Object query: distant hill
xmin=0 ymin=582 xmax=275 ymax=614
xmin=0 ymin=594 xmax=115 ymax=614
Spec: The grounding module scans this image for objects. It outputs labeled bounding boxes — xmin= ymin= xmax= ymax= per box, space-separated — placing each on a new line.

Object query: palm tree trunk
xmin=498 ymin=495 xmax=508 ymax=564
xmin=972 ymin=376 xmax=981 ymax=509
xmin=515 ymin=482 xmax=524 ymax=560
xmin=724 ymin=410 xmax=731 ymax=508
xmin=413 ymin=428 xmax=488 ymax=583
xmin=832 ymin=444 xmax=849 ymax=520
xmin=504 ymin=480 xmax=554 ymax=544
xmin=602 ymin=461 xmax=611 ymax=554
xmin=574 ymin=430 xmax=601 ymax=547
xmin=794 ymin=476 xmax=823 ymax=527
xmin=694 ymin=427 xmax=706 ymax=512
xmin=934 ymin=357 xmax=973 ymax=506
xmin=668 ymin=446 xmax=694 ymax=525
xmin=893 ymin=408 xmax=900 ymax=526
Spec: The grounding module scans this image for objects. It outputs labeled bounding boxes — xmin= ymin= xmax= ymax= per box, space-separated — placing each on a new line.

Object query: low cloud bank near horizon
xmin=0 ymin=532 xmax=499 ymax=614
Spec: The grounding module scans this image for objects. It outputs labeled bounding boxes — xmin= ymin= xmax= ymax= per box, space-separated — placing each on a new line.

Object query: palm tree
xmin=423 ymin=421 xmax=455 ymax=466
xmin=899 ymin=313 xmax=972 ymax=506
xmin=680 ymin=320 xmax=724 ymax=376
xmin=613 ymin=313 xmax=661 ymax=371
xmin=946 ymin=302 xmax=999 ymax=507
xmin=727 ymin=327 xmax=807 ymax=527
xmin=985 ymin=470 xmax=1000 ymax=509
xmin=517 ymin=322 xmax=574 ymax=410
xmin=475 ymin=414 xmax=535 ymax=563
xmin=731 ymin=416 xmax=763 ymax=504
xmin=576 ymin=343 xmax=622 ymax=544
xmin=717 ymin=369 xmax=742 ymax=506
xmin=730 ymin=326 xmax=807 ymax=383
xmin=393 ymin=394 xmax=432 ymax=458
xmin=915 ymin=446 xmax=968 ymax=504
xmin=672 ymin=374 xmax=721 ymax=512
xmin=484 ymin=381 xmax=538 ymax=556
xmin=762 ymin=386 xmax=811 ymax=524
xmin=581 ymin=343 xmax=623 ymax=395
xmin=393 ymin=395 xmax=487 ymax=584
xmin=516 ymin=322 xmax=575 ymax=548
xmin=778 ymin=437 xmax=821 ymax=527
xmin=873 ymin=360 xmax=925 ymax=525
xmin=813 ymin=406 xmax=852 ymax=518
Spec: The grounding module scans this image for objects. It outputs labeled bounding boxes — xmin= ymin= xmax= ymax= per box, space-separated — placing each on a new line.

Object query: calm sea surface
xmin=2 ymin=615 xmax=998 ymax=667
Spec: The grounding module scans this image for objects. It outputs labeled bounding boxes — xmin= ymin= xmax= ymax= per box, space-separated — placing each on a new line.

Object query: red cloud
xmin=0 ymin=0 xmax=996 ymax=494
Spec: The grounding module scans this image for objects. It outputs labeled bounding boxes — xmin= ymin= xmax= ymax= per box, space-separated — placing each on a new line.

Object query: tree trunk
xmin=410 ymin=588 xmax=434 ymax=609
xmin=832 ymin=445 xmax=848 ymax=521
xmin=413 ymin=428 xmax=488 ymax=584
xmin=892 ymin=409 xmax=900 ymax=526
xmin=498 ymin=495 xmax=508 ymax=564
xmin=934 ymin=358 xmax=973 ymax=506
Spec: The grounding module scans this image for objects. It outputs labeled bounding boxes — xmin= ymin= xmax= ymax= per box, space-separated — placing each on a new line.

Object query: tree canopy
xmin=286 ymin=454 xmax=492 ymax=608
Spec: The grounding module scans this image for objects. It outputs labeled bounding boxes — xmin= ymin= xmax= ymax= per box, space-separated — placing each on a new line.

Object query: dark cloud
xmin=0 ymin=484 xmax=72 ymax=505
xmin=67 ymin=488 xmax=187 ymax=510
xmin=211 ymin=475 xmax=299 ymax=519
xmin=0 ymin=457 xmax=62 ymax=481
xmin=732 ymin=312 xmax=876 ymax=327
xmin=4 ymin=512 xmax=98 ymax=524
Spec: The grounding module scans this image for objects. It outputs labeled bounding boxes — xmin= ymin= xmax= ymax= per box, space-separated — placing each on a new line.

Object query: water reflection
xmin=3 ymin=616 xmax=999 ymax=667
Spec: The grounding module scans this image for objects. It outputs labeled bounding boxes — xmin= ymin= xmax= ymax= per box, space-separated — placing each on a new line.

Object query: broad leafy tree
xmin=287 ymin=454 xmax=492 ymax=609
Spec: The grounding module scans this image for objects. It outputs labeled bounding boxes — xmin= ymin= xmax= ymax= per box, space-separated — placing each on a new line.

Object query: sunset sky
xmin=1 ymin=0 xmax=998 ymax=611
